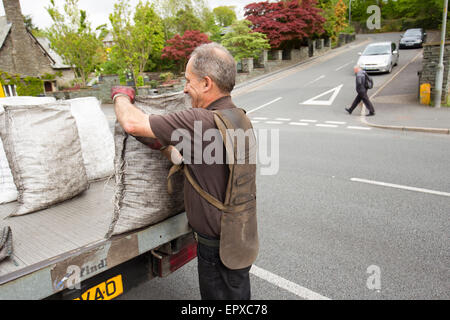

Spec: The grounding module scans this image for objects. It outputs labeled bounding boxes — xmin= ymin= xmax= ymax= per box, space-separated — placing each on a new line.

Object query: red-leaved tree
xmin=244 ymin=0 xmax=325 ymax=49
xmin=161 ymin=30 xmax=211 ymax=73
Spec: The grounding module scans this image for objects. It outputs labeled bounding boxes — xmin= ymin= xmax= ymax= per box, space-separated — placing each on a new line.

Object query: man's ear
xmin=203 ymin=76 xmax=213 ymax=92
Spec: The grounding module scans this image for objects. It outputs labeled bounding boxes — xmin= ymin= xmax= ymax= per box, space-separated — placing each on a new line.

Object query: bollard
xmin=419 ymin=83 xmax=431 ymax=105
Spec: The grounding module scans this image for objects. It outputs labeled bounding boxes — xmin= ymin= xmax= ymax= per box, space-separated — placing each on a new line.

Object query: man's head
xmin=354 ymin=65 xmax=362 ymax=74
xmin=184 ymin=43 xmax=236 ymax=108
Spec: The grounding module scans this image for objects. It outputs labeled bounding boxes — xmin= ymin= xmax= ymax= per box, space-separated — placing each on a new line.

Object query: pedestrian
xmin=111 ymin=43 xmax=258 ymax=300
xmin=345 ymin=65 xmax=375 ymax=116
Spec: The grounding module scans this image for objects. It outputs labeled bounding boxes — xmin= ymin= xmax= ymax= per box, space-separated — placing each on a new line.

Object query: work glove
xmin=111 ymin=86 xmax=136 ymax=104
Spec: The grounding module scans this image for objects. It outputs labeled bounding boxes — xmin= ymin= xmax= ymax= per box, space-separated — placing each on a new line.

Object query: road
xmin=116 ymin=33 xmax=450 ymax=300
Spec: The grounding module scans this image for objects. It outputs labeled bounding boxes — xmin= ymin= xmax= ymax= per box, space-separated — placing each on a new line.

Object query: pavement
xmin=359 ymin=43 xmax=450 ymax=135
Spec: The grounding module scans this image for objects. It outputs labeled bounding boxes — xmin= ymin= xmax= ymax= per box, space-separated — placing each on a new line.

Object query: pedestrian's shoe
xmin=345 ymin=108 xmax=352 ymax=115
xmin=366 ymin=112 xmax=375 ymax=117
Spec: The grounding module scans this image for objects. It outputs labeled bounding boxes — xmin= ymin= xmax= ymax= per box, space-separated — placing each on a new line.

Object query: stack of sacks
xmin=67 ymin=97 xmax=115 ymax=181
xmin=106 ymin=92 xmax=190 ymax=237
xmin=0 ymin=97 xmax=56 ymax=204
xmin=0 ymin=101 xmax=89 ymax=216
xmin=0 ymin=96 xmax=115 ymax=216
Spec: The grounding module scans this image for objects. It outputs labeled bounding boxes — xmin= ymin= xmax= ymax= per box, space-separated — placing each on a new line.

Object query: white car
xmin=357 ymin=41 xmax=399 ymax=73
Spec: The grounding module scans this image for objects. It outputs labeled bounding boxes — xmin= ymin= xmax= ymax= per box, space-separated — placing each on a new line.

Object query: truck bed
xmin=0 ymin=179 xmax=190 ymax=299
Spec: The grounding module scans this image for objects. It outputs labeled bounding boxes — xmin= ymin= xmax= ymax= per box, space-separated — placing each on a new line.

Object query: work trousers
xmin=197 ymin=241 xmax=251 ymax=300
xmin=349 ymin=91 xmax=375 ymax=114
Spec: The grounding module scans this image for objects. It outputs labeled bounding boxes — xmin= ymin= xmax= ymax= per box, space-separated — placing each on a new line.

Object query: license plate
xmin=74 ymin=275 xmax=123 ymax=300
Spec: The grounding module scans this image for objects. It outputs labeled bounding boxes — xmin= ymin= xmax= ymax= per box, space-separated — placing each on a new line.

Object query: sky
xmin=0 ymin=0 xmax=263 ymax=30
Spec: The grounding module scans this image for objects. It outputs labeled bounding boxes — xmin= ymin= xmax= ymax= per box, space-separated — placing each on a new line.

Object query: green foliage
xmin=149 ymin=80 xmax=159 ymax=89
xmin=221 ymin=20 xmax=271 ymax=62
xmin=174 ymin=5 xmax=205 ymax=35
xmin=136 ymin=75 xmax=144 ymax=87
xmin=154 ymin=0 xmax=208 ymax=41
xmin=0 ymin=70 xmax=44 ymax=96
xmin=319 ymin=0 xmax=350 ymax=41
xmin=213 ymin=6 xmax=237 ymax=27
xmin=45 ymin=0 xmax=105 ymax=87
xmin=159 ymin=72 xmax=174 ymax=82
xmin=348 ymin=0 xmax=445 ymax=32
xmin=109 ymin=0 xmax=165 ymax=81
xmin=201 ymin=7 xmax=223 ymax=42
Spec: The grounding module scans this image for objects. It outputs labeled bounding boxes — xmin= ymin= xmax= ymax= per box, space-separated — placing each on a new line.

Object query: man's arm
xmin=114 ymin=96 xmax=157 ymax=138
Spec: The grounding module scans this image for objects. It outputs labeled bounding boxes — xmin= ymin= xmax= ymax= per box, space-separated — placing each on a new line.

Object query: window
xmin=2 ymin=85 xmax=17 ymax=97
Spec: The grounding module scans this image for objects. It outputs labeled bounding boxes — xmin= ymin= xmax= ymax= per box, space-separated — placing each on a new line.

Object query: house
xmin=0 ymin=0 xmax=75 ymax=96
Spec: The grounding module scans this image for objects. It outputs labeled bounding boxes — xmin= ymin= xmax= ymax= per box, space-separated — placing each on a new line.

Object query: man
xmin=111 ymin=43 xmax=258 ymax=300
xmin=345 ymin=65 xmax=375 ymax=116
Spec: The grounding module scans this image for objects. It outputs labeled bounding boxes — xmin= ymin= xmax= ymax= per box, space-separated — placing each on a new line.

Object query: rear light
xmin=153 ymin=236 xmax=198 ymax=277
xmin=170 ymin=242 xmax=197 ymax=273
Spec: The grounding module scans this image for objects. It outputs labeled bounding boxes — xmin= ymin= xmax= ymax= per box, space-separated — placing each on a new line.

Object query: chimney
xmin=2 ymin=0 xmax=40 ymax=77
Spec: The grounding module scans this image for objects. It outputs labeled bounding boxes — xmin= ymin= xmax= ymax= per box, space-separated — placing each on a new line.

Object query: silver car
xmin=357 ymin=41 xmax=399 ymax=73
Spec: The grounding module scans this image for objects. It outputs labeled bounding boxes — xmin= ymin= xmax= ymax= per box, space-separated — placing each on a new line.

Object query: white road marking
xmin=347 ymin=126 xmax=372 ymax=130
xmin=306 ymin=75 xmax=325 ymax=86
xmin=289 ymin=122 xmax=309 ymax=126
xmin=250 ymin=265 xmax=331 ymax=300
xmin=300 ymin=119 xmax=317 ymax=123
xmin=335 ymin=61 xmax=353 ymax=71
xmin=316 ymin=124 xmax=338 ymax=128
xmin=247 ymin=97 xmax=283 ymax=114
xmin=276 ymin=118 xmax=291 ymax=121
xmin=265 ymin=121 xmax=283 ymax=124
xmin=325 ymin=121 xmax=346 ymax=125
xmin=253 ymin=117 xmax=269 ymax=120
xmin=301 ymin=84 xmax=344 ymax=106
xmin=351 ymin=178 xmax=450 ymax=197
xmin=251 ymin=120 xmax=260 ymax=124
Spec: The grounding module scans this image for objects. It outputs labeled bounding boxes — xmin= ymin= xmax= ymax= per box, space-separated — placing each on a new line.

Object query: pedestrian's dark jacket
xmin=356 ymin=70 xmax=367 ymax=94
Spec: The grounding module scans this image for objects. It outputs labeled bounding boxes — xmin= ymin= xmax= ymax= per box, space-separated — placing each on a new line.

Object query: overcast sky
xmin=0 ymin=0 xmax=263 ymax=30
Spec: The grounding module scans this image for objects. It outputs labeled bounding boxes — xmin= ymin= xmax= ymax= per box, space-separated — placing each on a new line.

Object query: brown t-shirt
xmin=149 ymin=95 xmax=236 ymax=239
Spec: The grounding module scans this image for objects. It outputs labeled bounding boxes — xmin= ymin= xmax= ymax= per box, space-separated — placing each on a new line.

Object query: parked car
xmin=357 ymin=41 xmax=399 ymax=74
xmin=399 ymin=28 xmax=427 ymax=49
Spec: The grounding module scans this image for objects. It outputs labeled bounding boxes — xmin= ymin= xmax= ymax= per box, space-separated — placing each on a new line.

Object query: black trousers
xmin=349 ymin=91 xmax=375 ymax=114
xmin=197 ymin=241 xmax=251 ymax=300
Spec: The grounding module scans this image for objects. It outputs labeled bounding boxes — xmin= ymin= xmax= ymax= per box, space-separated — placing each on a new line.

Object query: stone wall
xmin=235 ymin=36 xmax=339 ymax=84
xmin=419 ymin=42 xmax=450 ymax=103
xmin=46 ymin=75 xmax=120 ymax=103
xmin=46 ymin=75 xmax=185 ymax=103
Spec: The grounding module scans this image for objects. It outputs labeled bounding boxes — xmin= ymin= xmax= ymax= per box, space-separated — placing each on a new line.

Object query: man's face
xmin=184 ymin=59 xmax=205 ymax=108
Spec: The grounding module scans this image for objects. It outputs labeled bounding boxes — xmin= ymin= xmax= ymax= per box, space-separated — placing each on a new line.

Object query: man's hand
xmin=111 ymin=86 xmax=136 ymax=104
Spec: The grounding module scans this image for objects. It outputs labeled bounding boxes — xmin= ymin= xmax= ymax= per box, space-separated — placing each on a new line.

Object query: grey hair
xmin=190 ymin=43 xmax=236 ymax=93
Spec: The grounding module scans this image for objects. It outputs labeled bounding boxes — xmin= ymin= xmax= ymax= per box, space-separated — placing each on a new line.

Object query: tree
xmin=244 ymin=0 xmax=326 ymax=49
xmin=174 ymin=5 xmax=205 ymax=35
xmin=333 ymin=0 xmax=348 ymax=41
xmin=221 ymin=20 xmax=270 ymax=62
xmin=109 ymin=0 xmax=164 ymax=80
xmin=161 ymin=30 xmax=210 ymax=73
xmin=153 ymin=0 xmax=208 ymax=41
xmin=213 ymin=6 xmax=237 ymax=27
xmin=45 ymin=0 xmax=104 ymax=86
xmin=201 ymin=7 xmax=223 ymax=43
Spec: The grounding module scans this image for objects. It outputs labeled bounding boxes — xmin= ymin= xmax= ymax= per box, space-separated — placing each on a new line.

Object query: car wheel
xmin=388 ymin=63 xmax=393 ymax=73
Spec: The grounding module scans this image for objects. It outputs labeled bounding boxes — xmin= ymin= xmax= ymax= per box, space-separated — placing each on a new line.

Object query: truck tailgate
xmin=0 ymin=179 xmax=190 ymax=299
